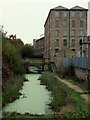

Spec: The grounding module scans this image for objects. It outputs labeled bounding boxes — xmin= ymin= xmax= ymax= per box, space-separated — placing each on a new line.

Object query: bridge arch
xmin=22 ymin=58 xmax=49 ymax=72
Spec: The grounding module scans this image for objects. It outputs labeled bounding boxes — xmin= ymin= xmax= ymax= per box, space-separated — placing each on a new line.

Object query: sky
xmin=0 ymin=0 xmax=89 ymax=44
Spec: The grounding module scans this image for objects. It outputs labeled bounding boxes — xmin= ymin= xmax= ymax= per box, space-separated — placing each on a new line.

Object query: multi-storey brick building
xmin=44 ymin=5 xmax=88 ymax=63
xmin=70 ymin=6 xmax=88 ymax=56
xmin=33 ymin=37 xmax=44 ymax=57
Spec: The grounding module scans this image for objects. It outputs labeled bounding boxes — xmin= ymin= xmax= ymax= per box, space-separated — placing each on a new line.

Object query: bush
xmin=2 ymin=36 xmax=24 ymax=106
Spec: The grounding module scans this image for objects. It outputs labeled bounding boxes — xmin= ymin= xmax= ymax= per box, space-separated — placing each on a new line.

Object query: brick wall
xmin=55 ymin=49 xmax=75 ymax=67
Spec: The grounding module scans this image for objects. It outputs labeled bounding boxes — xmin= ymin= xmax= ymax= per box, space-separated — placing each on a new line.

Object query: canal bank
xmin=38 ymin=72 xmax=89 ymax=118
xmin=2 ymin=72 xmax=90 ymax=119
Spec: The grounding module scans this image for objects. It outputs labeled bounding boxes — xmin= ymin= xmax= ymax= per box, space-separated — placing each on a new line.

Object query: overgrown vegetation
xmin=2 ymin=33 xmax=36 ymax=108
xmin=2 ymin=76 xmax=24 ymax=106
xmin=39 ymin=72 xmax=71 ymax=109
xmin=2 ymin=35 xmax=24 ymax=106
xmin=39 ymin=72 xmax=89 ymax=118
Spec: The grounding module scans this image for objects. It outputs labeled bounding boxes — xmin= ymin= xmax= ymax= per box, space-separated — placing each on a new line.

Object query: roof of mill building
xmin=44 ymin=5 xmax=88 ymax=26
xmin=52 ymin=5 xmax=69 ymax=10
xmin=70 ymin=5 xmax=88 ymax=11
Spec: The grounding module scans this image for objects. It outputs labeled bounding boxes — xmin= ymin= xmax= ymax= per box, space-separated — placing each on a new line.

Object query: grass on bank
xmin=2 ymin=112 xmax=55 ymax=120
xmin=39 ymin=71 xmax=89 ymax=118
xmin=61 ymin=77 xmax=89 ymax=93
xmin=2 ymin=75 xmax=25 ymax=107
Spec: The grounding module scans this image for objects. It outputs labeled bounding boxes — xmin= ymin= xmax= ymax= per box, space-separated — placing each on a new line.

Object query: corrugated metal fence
xmin=62 ymin=57 xmax=88 ymax=69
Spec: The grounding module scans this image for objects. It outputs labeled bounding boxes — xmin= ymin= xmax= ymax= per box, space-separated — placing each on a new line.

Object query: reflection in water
xmin=3 ymin=74 xmax=53 ymax=115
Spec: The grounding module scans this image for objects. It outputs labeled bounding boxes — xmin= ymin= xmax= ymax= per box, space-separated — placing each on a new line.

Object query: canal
xmin=3 ymin=73 xmax=53 ymax=115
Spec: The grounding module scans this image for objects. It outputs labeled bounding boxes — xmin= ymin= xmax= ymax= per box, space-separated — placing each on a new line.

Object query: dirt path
xmin=55 ymin=76 xmax=90 ymax=104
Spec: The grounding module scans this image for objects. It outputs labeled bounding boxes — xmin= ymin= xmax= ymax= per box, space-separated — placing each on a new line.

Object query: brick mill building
xmin=33 ymin=37 xmax=44 ymax=57
xmin=44 ymin=5 xmax=88 ymax=63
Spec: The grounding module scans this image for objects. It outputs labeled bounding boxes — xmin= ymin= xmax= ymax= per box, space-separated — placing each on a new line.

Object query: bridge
xmin=22 ymin=58 xmax=49 ymax=71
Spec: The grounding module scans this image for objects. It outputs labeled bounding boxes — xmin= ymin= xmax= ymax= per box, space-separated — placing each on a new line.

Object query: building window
xmin=54 ymin=39 xmax=59 ymax=47
xmin=80 ymin=30 xmax=84 ymax=36
xmin=71 ymin=30 xmax=76 ymax=36
xmin=55 ymin=48 xmax=59 ymax=54
xmin=80 ymin=11 xmax=83 ymax=18
xmin=55 ymin=11 xmax=60 ymax=17
xmin=63 ymin=11 xmax=68 ymax=17
xmin=55 ymin=19 xmax=59 ymax=28
xmin=71 ymin=11 xmax=76 ymax=18
xmin=71 ymin=20 xmax=75 ymax=27
xmin=63 ymin=30 xmax=67 ymax=36
xmin=71 ymin=39 xmax=76 ymax=46
xmin=54 ymin=30 xmax=59 ymax=36
xmin=63 ymin=39 xmax=67 ymax=46
xmin=63 ymin=20 xmax=67 ymax=27
xmin=80 ymin=20 xmax=84 ymax=27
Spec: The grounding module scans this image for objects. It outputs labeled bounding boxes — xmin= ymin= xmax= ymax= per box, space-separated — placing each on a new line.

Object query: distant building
xmin=33 ymin=37 xmax=44 ymax=57
xmin=44 ymin=5 xmax=88 ymax=63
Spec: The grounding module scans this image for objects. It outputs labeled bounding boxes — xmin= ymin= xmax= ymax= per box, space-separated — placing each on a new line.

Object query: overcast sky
xmin=0 ymin=0 xmax=89 ymax=44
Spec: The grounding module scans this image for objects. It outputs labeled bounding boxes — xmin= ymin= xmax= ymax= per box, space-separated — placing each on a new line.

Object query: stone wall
xmin=75 ymin=68 xmax=88 ymax=80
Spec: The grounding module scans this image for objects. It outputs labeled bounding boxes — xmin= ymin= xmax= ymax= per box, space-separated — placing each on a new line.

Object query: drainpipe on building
xmin=88 ymin=36 xmax=90 ymax=91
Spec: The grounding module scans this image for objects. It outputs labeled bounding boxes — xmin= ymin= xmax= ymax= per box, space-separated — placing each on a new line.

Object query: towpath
xmin=56 ymin=76 xmax=90 ymax=104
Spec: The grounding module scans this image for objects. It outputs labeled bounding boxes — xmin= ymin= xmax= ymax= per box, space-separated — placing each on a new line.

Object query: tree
xmin=8 ymin=34 xmax=24 ymax=54
xmin=21 ymin=44 xmax=35 ymax=59
xmin=2 ymin=39 xmax=23 ymax=74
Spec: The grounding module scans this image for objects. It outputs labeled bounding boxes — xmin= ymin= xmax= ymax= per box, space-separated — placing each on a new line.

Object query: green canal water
xmin=3 ymin=74 xmax=53 ymax=115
